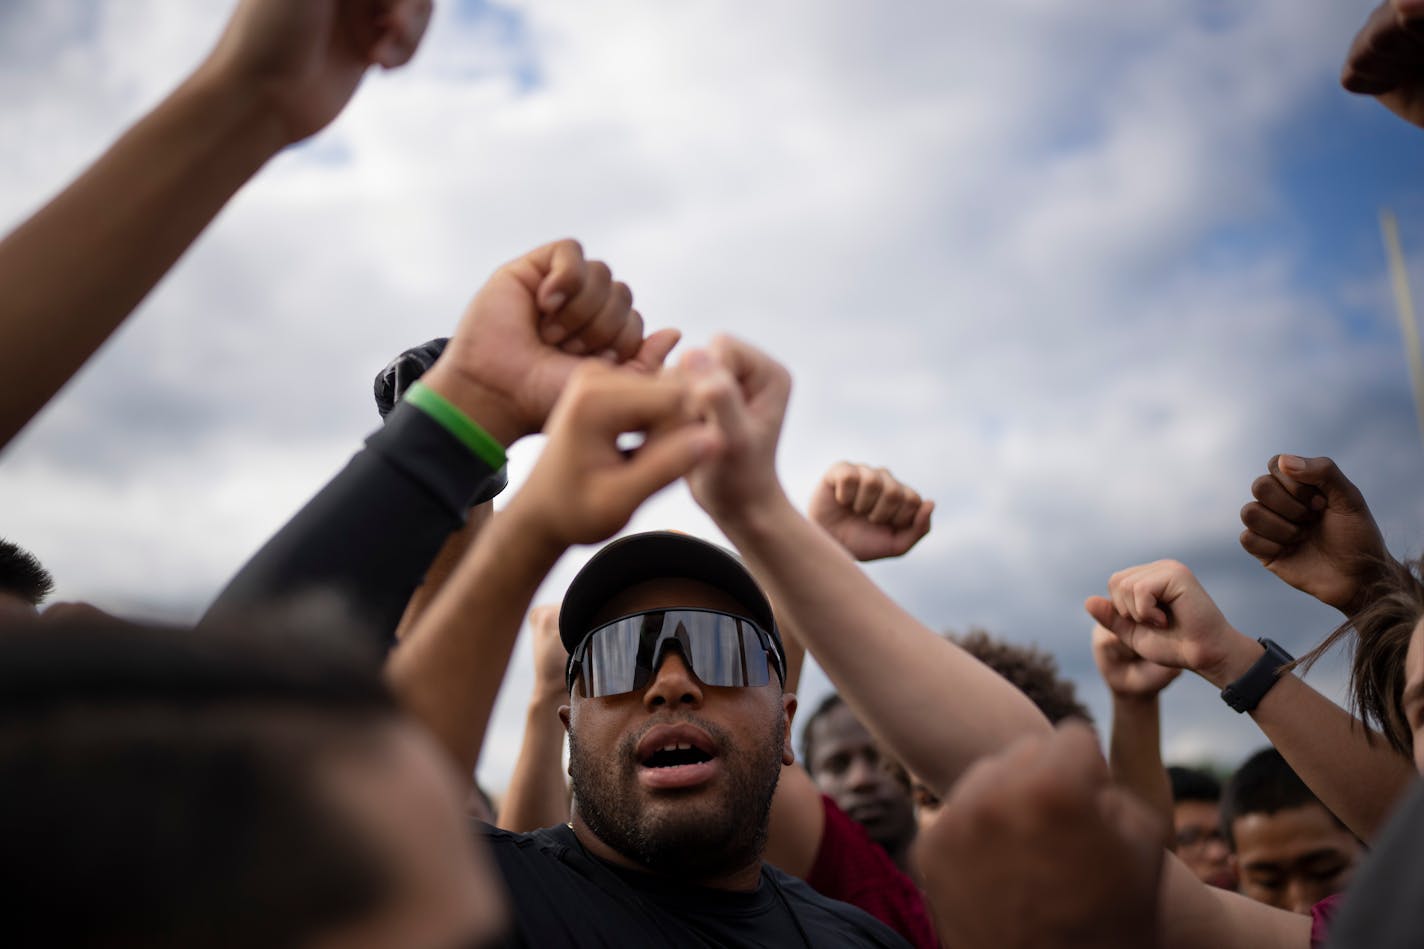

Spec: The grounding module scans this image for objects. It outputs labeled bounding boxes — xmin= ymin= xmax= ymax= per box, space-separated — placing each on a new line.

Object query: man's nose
xmin=847 ymin=755 xmax=882 ymax=791
xmin=643 ymin=649 xmax=705 ymax=710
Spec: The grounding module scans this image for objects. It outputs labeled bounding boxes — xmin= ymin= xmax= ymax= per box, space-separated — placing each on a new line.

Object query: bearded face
xmin=566 ymin=670 xmax=788 ymax=880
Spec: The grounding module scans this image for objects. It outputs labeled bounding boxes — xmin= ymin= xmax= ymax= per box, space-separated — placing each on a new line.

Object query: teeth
xmin=658 ymin=742 xmax=694 ymax=753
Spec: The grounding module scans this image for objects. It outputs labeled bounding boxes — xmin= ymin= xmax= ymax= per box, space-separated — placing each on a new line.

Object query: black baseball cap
xmin=559 ymin=531 xmax=785 ymax=673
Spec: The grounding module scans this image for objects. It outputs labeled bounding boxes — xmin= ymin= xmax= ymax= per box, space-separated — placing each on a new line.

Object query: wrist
xmin=1110 ymin=691 xmax=1162 ymax=711
xmin=420 ymin=362 xmax=527 ymax=448
xmin=705 ymin=483 xmax=796 ymax=541
xmin=1198 ymin=629 xmax=1265 ymax=690
xmin=1341 ymin=552 xmax=1399 ymax=615
xmin=179 ymin=62 xmax=291 ymax=162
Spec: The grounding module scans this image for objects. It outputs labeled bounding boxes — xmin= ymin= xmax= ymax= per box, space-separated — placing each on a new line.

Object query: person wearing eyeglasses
xmin=1168 ymin=766 xmax=1238 ymax=892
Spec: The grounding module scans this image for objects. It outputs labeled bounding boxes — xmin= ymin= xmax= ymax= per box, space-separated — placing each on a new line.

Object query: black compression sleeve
xmin=201 ymin=400 xmax=502 ymax=652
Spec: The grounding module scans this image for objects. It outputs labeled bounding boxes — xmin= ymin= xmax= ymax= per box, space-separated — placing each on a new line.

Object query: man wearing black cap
xmin=383 ymin=343 xmax=910 ymax=944
xmin=473 ymin=530 xmax=906 ymax=944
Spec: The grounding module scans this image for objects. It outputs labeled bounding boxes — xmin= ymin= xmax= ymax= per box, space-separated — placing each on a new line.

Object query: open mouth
xmin=642 ymin=742 xmax=715 ymax=769
xmin=635 ymin=726 xmax=720 ymax=790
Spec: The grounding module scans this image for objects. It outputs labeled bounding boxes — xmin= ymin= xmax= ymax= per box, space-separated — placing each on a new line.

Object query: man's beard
xmin=568 ymin=711 xmax=785 ymax=881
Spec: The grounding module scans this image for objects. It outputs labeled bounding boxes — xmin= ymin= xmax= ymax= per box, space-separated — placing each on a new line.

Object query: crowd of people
xmin=2 ymin=0 xmax=1424 ymax=946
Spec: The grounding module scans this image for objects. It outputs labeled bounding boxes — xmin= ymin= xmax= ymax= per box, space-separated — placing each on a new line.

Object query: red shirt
xmin=807 ymin=794 xmax=939 ymax=949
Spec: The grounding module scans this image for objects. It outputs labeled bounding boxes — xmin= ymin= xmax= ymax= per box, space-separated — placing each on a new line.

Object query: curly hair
xmin=0 ymin=539 xmax=54 ymax=606
xmin=950 ymin=628 xmax=1094 ymax=726
xmin=1295 ymin=555 xmax=1424 ymax=758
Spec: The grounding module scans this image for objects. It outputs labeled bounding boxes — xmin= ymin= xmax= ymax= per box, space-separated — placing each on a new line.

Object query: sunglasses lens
xmin=677 ymin=612 xmax=771 ymax=689
xmin=575 ymin=610 xmax=773 ymax=698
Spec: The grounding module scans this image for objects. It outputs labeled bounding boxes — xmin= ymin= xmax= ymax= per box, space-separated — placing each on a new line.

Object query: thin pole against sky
xmin=1380 ymin=210 xmax=1424 ymax=449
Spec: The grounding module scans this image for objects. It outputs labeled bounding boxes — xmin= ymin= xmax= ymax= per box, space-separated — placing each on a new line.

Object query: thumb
xmin=629 ymin=328 xmax=682 ymax=373
xmin=612 ymin=424 xmax=720 ymax=511
xmin=1276 ymin=455 xmax=1366 ymax=511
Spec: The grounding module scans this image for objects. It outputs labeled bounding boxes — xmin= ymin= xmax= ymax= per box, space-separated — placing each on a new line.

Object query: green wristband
xmin=403 ymin=381 xmax=507 ymax=470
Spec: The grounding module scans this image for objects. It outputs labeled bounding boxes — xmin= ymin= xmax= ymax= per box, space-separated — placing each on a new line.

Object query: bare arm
xmin=1087 ymin=559 xmax=1415 ymax=843
xmin=394 ymin=503 xmax=492 ymax=642
xmin=764 ymin=461 xmax=935 ymax=877
xmin=1092 ymin=624 xmax=1180 ymax=846
xmin=679 ymin=339 xmax=1309 ymax=949
xmin=496 ymin=605 xmax=573 ymax=831
xmin=0 ymin=0 xmax=431 ymax=450
xmin=681 ymin=339 xmax=1048 ymax=799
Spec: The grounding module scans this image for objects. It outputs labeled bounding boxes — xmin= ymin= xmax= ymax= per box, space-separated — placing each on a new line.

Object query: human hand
xmin=808 ymin=462 xmax=934 ymax=562
xmin=679 ymin=336 xmax=792 ymax=524
xmin=526 ymin=604 xmax=569 ymax=701
xmin=1342 ymin=1 xmax=1424 ymax=129
xmin=1084 ymin=560 xmax=1250 ymax=687
xmin=509 ymin=362 xmax=716 ymax=548
xmin=422 ymin=239 xmax=680 ymax=446
xmin=199 ymin=0 xmax=433 ymax=146
xmin=1240 ymin=454 xmax=1391 ymax=613
xmin=915 ymin=722 xmax=1163 ymax=949
xmin=1092 ymin=624 xmax=1181 ymax=700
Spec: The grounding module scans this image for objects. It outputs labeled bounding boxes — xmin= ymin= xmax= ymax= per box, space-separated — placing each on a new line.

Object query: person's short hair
xmin=0 ymin=539 xmax=54 ymax=606
xmin=0 ymin=618 xmax=403 ymax=948
xmin=1220 ymin=748 xmax=1340 ymax=851
xmin=1297 ymin=555 xmax=1424 ymax=757
xmin=951 ymin=628 xmax=1094 ymax=726
xmin=799 ymin=692 xmax=845 ymax=768
xmin=1168 ymin=765 xmax=1222 ymax=803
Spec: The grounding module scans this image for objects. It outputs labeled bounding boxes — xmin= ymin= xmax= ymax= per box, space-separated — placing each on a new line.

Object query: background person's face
xmin=1172 ymin=799 xmax=1236 ymax=890
xmin=562 ymin=578 xmax=794 ymax=880
xmin=807 ymin=702 xmax=917 ymax=857
xmin=1230 ymin=803 xmax=1362 ymax=915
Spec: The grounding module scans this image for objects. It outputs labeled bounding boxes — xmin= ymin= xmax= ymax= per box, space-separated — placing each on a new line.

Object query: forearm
xmin=719 ymin=491 xmax=1050 ymax=796
xmin=497 ymin=696 xmax=572 ymax=831
xmin=0 ymin=67 xmax=286 ymax=449
xmin=1108 ymin=694 xmax=1174 ymax=848
xmin=777 ymin=611 xmax=809 ymax=696
xmin=203 ymin=401 xmax=498 ymax=650
xmin=1201 ymin=631 xmax=1414 ymax=843
xmin=1158 ymin=856 xmax=1308 ymax=949
xmin=386 ymin=499 xmax=565 ymax=776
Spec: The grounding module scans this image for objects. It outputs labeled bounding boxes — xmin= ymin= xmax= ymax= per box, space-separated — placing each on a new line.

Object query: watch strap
xmin=1220 ymin=638 xmax=1294 ymax=713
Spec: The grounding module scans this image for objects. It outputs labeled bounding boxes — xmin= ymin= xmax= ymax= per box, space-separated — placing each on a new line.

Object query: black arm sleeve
xmin=201 ymin=400 xmax=503 ymax=652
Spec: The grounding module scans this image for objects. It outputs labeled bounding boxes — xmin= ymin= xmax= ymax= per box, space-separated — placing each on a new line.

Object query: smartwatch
xmin=1220 ymin=638 xmax=1294 ymax=713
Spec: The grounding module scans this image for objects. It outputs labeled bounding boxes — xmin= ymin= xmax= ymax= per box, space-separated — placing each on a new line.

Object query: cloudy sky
xmin=3 ymin=0 xmax=1423 ymax=793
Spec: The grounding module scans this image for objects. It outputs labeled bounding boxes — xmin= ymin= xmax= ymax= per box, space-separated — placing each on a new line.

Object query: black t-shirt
xmin=480 ymin=822 xmax=912 ymax=948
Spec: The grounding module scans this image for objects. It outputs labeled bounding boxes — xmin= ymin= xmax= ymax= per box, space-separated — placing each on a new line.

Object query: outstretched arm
xmin=497 ymin=605 xmax=574 ymax=831
xmin=0 ymin=0 xmax=432 ymax=451
xmin=1092 ymin=623 xmax=1180 ymax=849
xmin=680 ymin=339 xmax=1048 ymax=798
xmin=204 ymin=240 xmax=677 ymax=648
xmin=1086 ymin=559 xmax=1416 ymax=844
xmin=764 ymin=461 xmax=934 ymax=878
xmin=1240 ymin=454 xmax=1394 ymax=614
xmin=680 ymin=340 xmax=1309 ymax=949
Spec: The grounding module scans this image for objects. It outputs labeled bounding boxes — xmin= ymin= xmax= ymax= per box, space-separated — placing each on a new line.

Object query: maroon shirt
xmin=807 ymin=794 xmax=939 ymax=949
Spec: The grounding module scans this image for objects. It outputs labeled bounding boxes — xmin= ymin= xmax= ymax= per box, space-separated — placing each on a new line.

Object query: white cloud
xmin=1 ymin=0 xmax=1418 ymax=792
